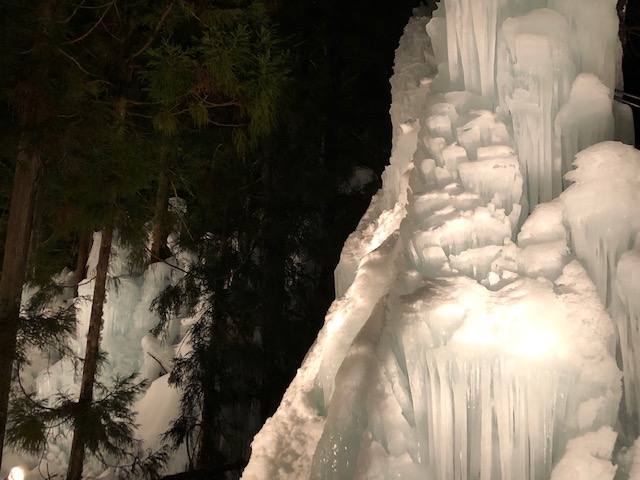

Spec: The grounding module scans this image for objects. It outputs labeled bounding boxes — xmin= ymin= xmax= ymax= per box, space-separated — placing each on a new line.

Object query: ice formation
xmin=2 ymin=235 xmax=194 ymax=479
xmin=243 ymin=1 xmax=640 ymax=479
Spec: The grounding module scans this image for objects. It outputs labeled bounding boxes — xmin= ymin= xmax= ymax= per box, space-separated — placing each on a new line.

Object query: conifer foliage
xmin=0 ymin=0 xmax=85 ymax=469
xmin=1 ymin=0 xmax=292 ymax=477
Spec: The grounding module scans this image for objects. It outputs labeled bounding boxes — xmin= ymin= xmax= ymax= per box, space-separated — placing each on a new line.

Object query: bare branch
xmin=58 ymin=48 xmax=93 ymax=76
xmin=127 ymin=111 xmax=155 ymax=119
xmin=61 ymin=0 xmax=114 ymax=24
xmin=147 ymin=352 xmax=169 ymax=375
xmin=131 ymin=1 xmax=176 ymax=59
xmin=199 ymin=96 xmax=237 ymax=108
xmin=65 ymin=0 xmax=114 ymax=44
xmin=209 ymin=120 xmax=248 ymax=127
xmin=61 ymin=0 xmax=86 ymax=24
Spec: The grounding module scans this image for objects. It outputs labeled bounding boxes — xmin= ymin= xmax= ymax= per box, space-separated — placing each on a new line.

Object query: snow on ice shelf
xmin=242 ymin=0 xmax=640 ymax=478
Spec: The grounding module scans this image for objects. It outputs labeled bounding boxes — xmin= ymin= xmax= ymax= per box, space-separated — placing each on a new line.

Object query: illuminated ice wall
xmin=243 ymin=1 xmax=640 ymax=479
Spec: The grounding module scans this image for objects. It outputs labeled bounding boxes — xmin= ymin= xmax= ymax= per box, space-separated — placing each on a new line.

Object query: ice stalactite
xmin=497 ymin=8 xmax=575 ymax=212
xmin=560 ymin=143 xmax=640 ymax=437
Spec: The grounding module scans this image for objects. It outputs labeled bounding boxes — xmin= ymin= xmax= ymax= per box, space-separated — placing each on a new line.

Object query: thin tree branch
xmin=160 ymin=459 xmax=248 ymax=479
xmin=131 ymin=1 xmax=176 ymax=59
xmin=58 ymin=48 xmax=93 ymax=76
xmin=147 ymin=352 xmax=169 ymax=375
xmin=208 ymin=120 xmax=248 ymax=128
xmin=61 ymin=0 xmax=114 ymax=24
xmin=61 ymin=0 xmax=86 ymax=24
xmin=200 ymin=98 xmax=237 ymax=108
xmin=65 ymin=0 xmax=114 ymax=44
xmin=127 ymin=111 xmax=155 ymax=119
xmin=145 ymin=246 xmax=191 ymax=276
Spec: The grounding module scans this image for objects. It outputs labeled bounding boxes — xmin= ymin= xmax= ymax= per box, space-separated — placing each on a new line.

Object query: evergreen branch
xmin=170 ymin=181 xmax=196 ymax=243
xmin=37 ymin=450 xmax=56 ymax=479
xmin=128 ymin=111 xmax=155 ymax=119
xmin=93 ymin=446 xmax=170 ymax=478
xmin=65 ymin=0 xmax=114 ymax=45
xmin=101 ymin=19 xmax=122 ymax=42
xmin=149 ymin=230 xmax=259 ymax=298
xmin=78 ymin=0 xmax=114 ymax=9
xmin=131 ymin=1 xmax=176 ymax=59
xmin=202 ymin=101 xmax=237 ymax=108
xmin=14 ymin=373 xmax=57 ymax=413
xmin=171 ymin=107 xmax=192 ymax=116
xmin=113 ymin=0 xmax=121 ymax=23
xmin=127 ymin=99 xmax=164 ymax=106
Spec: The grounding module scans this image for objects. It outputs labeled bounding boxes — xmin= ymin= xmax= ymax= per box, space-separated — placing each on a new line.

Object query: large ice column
xmin=430 ymin=0 xmax=623 ymax=215
xmin=427 ymin=0 xmax=546 ymax=98
xmin=555 ymin=74 xmax=615 ymax=189
xmin=548 ymin=0 xmax=634 ymax=146
xmin=561 ymin=143 xmax=640 ymax=305
xmin=548 ymin=0 xmax=620 ymax=96
xmin=615 ymin=239 xmax=640 ymax=425
xmin=560 ymin=142 xmax=640 ymax=432
xmin=243 ymin=1 xmax=634 ymax=479
xmin=495 ymin=5 xmax=622 ymax=214
xmin=352 ymin=266 xmax=618 ymax=480
xmin=496 ymin=9 xmax=575 ymax=210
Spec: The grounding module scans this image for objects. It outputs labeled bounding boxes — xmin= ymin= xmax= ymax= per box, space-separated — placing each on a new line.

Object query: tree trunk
xmin=196 ymin=373 xmax=218 ymax=471
xmin=73 ymin=234 xmax=92 ymax=297
xmin=66 ymin=227 xmax=113 ymax=480
xmin=196 ymin=289 xmax=224 ymax=472
xmin=26 ymin=194 xmax=42 ymax=282
xmin=0 ymin=145 xmax=40 ymax=470
xmin=150 ymin=169 xmax=169 ymax=263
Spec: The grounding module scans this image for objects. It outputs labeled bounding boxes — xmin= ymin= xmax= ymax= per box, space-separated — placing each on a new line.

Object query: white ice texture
xmin=243 ymin=1 xmax=640 ymax=479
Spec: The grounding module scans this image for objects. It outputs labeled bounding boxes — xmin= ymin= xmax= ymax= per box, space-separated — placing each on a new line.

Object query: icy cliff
xmin=243 ymin=1 xmax=640 ymax=479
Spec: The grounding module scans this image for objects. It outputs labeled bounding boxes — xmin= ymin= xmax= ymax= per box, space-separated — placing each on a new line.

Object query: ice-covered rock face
xmin=243 ymin=1 xmax=640 ymax=479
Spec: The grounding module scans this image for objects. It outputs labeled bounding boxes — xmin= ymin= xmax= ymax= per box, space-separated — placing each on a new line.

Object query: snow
xmin=550 ymin=427 xmax=618 ymax=480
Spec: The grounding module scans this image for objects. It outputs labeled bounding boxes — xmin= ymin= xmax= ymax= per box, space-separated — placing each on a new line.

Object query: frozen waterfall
xmin=242 ymin=1 xmax=640 ymax=479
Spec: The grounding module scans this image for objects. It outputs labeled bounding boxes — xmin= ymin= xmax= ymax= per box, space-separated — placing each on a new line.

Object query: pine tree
xmin=145 ymin=2 xmax=295 ymax=473
xmin=0 ymin=0 xmax=84 ymax=467
xmin=66 ymin=226 xmax=112 ymax=480
xmin=31 ymin=0 xmax=291 ymax=476
xmin=0 ymin=0 xmax=166 ymax=474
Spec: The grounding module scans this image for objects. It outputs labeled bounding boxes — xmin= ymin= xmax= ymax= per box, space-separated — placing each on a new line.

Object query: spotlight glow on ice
xmin=8 ymin=467 xmax=24 ymax=480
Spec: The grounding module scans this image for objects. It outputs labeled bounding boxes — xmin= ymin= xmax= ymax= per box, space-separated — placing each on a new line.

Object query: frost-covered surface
xmin=243 ymin=1 xmax=640 ymax=479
